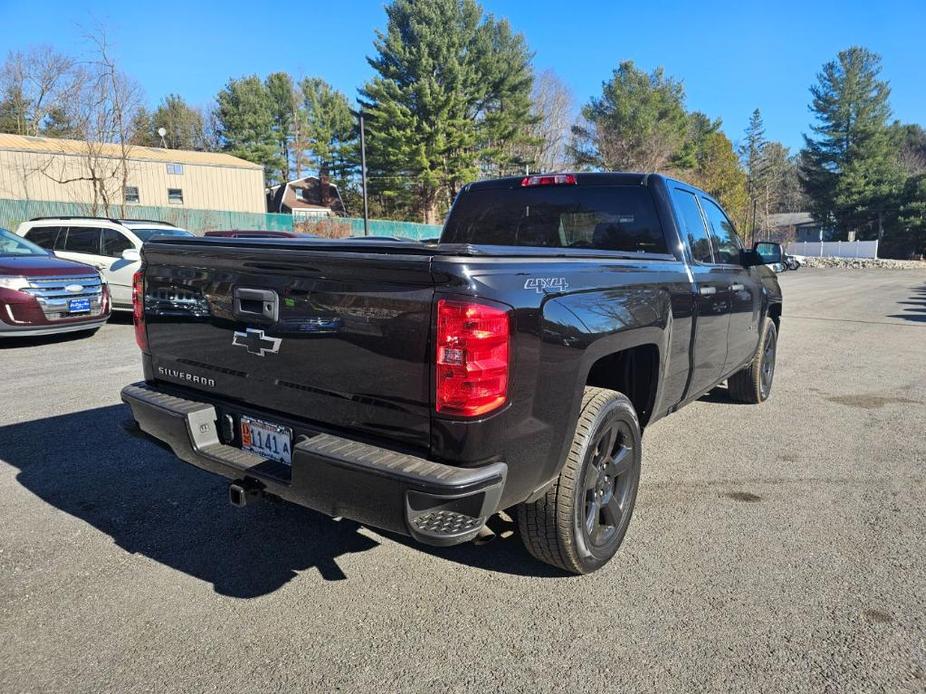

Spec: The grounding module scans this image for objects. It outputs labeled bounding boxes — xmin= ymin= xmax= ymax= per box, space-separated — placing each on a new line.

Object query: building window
xmin=168 ymin=188 xmax=184 ymax=205
xmin=124 ymin=186 xmax=140 ymax=204
xmin=166 ymin=163 xmax=184 ymax=175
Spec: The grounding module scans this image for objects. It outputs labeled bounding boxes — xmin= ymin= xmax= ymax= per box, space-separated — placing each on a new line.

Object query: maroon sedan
xmin=0 ymin=228 xmax=110 ymax=338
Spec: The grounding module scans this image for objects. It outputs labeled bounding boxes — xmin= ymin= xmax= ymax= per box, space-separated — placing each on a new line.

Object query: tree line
xmin=0 ymin=0 xmax=923 ymax=256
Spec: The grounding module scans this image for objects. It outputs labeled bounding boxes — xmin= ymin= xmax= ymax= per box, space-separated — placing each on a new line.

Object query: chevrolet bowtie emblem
xmin=232 ymin=328 xmax=282 ymax=357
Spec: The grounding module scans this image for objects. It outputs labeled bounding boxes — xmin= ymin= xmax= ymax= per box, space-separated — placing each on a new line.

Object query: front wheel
xmin=728 ymin=316 xmax=778 ymax=403
xmin=516 ymin=387 xmax=642 ymax=574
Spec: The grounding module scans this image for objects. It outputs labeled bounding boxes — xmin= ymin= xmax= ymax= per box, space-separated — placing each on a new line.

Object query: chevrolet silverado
xmin=121 ymin=172 xmax=783 ymax=574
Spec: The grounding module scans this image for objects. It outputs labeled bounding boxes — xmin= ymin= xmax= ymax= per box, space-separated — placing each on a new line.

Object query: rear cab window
xmin=442 ymin=184 xmax=668 ymax=254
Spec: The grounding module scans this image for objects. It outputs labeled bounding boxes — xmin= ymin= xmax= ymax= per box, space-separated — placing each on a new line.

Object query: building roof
xmin=266 ymin=176 xmax=347 ymax=215
xmin=0 ymin=133 xmax=263 ymax=170
xmin=768 ymin=212 xmax=815 ymax=228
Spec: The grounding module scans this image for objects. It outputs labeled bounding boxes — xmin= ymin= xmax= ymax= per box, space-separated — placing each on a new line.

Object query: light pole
xmin=359 ymin=112 xmax=369 ymax=237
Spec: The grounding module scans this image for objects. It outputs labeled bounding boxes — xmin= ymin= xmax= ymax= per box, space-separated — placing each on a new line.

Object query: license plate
xmin=68 ymin=297 xmax=91 ymax=313
xmin=240 ymin=415 xmax=292 ymax=465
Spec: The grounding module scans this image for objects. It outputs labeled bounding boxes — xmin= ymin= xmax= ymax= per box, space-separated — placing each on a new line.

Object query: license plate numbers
xmin=240 ymin=416 xmax=292 ymax=465
xmin=68 ymin=297 xmax=91 ymax=313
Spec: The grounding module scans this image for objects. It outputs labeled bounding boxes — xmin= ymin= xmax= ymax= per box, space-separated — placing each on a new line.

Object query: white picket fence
xmin=787 ymin=240 xmax=879 ymax=259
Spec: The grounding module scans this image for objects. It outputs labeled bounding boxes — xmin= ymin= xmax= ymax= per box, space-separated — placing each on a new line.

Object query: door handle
xmin=698 ymin=286 xmax=717 ymax=296
xmin=234 ymin=288 xmax=279 ymax=322
xmin=730 ymin=283 xmax=745 ymax=292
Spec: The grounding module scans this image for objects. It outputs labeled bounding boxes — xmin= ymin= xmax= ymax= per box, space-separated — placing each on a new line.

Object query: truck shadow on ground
xmin=0 ymin=329 xmax=98 ymax=349
xmin=888 ymin=284 xmax=926 ymax=323
xmin=0 ymin=405 xmax=556 ymax=598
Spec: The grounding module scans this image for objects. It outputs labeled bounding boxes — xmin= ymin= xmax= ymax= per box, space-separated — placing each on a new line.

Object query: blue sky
xmin=1 ymin=0 xmax=924 ymax=152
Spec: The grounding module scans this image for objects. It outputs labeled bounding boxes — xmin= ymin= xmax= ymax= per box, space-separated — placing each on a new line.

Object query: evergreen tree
xmin=133 ymin=95 xmax=209 ymax=150
xmin=673 ymin=111 xmax=721 ymax=171
xmin=895 ymin=174 xmax=926 ymax=257
xmin=800 ymin=47 xmax=902 ymax=238
xmin=739 ymin=109 xmax=768 ymax=238
xmin=0 ymin=85 xmax=30 ymax=135
xmin=359 ymin=0 xmax=533 ymax=223
xmin=570 ymin=61 xmax=689 ymax=172
xmin=266 ymin=72 xmax=296 ymax=183
xmin=301 ymin=77 xmax=355 ymax=181
xmin=216 ymin=76 xmax=284 ymax=184
xmin=40 ymin=105 xmax=78 ymax=138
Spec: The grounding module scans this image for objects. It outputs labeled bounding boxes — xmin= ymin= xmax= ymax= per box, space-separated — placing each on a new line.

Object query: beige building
xmin=0 ymin=133 xmax=265 ymax=213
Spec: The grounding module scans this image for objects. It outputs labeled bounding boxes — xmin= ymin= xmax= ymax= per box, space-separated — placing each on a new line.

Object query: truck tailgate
xmin=142 ymin=241 xmax=436 ymax=449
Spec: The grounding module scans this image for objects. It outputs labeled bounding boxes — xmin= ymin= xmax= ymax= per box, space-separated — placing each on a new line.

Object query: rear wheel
xmin=728 ymin=316 xmax=777 ymax=403
xmin=517 ymin=387 xmax=642 ymax=574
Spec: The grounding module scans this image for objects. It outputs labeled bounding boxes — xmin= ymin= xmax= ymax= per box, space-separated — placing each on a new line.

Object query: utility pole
xmin=359 ymin=112 xmax=370 ymax=237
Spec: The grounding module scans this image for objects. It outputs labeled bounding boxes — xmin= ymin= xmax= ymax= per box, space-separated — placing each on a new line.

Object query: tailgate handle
xmin=234 ymin=288 xmax=279 ymax=322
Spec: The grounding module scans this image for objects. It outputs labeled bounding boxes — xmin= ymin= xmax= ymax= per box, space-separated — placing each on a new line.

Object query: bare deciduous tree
xmin=0 ymin=46 xmax=82 ymax=136
xmin=34 ymin=29 xmax=144 ymax=216
xmin=528 ymin=69 xmax=573 ymax=172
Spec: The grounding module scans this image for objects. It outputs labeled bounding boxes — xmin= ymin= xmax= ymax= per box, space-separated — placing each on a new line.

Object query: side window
xmin=63 ymin=227 xmax=102 ymax=255
xmin=25 ymin=226 xmax=61 ymax=250
xmin=671 ymin=188 xmax=713 ymax=263
xmin=101 ymin=228 xmax=134 ymax=258
xmin=700 ymin=198 xmax=742 ymax=264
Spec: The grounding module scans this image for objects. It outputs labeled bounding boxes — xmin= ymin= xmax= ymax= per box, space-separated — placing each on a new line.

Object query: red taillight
xmin=435 ymin=299 xmax=510 ymax=418
xmin=132 ymin=270 xmax=147 ymax=351
xmin=520 ymin=173 xmax=577 ymax=187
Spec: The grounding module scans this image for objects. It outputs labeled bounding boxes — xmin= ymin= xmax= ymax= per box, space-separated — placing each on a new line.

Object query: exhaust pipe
xmin=229 ymin=480 xmax=263 ymax=507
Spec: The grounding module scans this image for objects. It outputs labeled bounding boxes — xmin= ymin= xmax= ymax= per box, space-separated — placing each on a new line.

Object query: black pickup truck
xmin=122 ymin=172 xmax=783 ymax=574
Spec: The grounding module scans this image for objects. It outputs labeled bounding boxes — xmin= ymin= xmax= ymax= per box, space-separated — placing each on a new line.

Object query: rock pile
xmin=796 ymin=256 xmax=926 ymax=270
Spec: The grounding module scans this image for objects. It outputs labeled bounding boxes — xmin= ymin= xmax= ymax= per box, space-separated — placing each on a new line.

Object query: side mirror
xmin=121 ymin=248 xmax=141 ymax=262
xmin=752 ymin=241 xmax=782 ymax=266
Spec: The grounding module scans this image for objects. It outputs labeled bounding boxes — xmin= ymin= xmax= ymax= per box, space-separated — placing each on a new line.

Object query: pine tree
xmin=133 ymin=95 xmax=209 ymax=151
xmin=800 ymin=47 xmax=902 ymax=238
xmin=216 ymin=76 xmax=284 ymax=184
xmin=301 ymin=78 xmax=355 ymax=181
xmin=570 ymin=61 xmax=689 ymax=172
xmin=266 ymin=72 xmax=296 ymax=183
xmin=0 ymin=85 xmax=31 ymax=135
xmin=359 ymin=0 xmax=533 ymax=223
xmin=739 ymin=109 xmax=768 ymax=240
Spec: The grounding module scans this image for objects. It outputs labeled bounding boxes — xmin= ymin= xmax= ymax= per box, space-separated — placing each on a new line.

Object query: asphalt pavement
xmin=1 ymin=269 xmax=924 ymax=692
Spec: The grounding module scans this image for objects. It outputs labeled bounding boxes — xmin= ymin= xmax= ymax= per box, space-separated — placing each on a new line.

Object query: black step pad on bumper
xmin=121 ymin=382 xmax=507 ymax=546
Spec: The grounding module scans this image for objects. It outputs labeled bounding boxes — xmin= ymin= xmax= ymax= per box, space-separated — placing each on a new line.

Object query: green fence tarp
xmin=0 ymin=198 xmax=442 ymax=240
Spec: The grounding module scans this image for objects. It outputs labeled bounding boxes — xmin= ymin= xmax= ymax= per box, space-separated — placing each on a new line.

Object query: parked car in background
xmin=0 ymin=228 xmax=109 ymax=337
xmin=204 ymin=230 xmax=310 ymax=239
xmin=16 ymin=217 xmax=193 ymax=310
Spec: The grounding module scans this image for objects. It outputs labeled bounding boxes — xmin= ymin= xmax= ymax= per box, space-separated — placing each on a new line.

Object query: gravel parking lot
xmin=1 ymin=269 xmax=924 ymax=693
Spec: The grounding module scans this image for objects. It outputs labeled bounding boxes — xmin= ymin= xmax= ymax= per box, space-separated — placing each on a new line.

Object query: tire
xmin=728 ymin=316 xmax=778 ymax=404
xmin=517 ymin=387 xmax=642 ymax=574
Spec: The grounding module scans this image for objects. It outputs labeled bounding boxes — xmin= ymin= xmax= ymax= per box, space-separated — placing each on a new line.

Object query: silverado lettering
xmin=157 ymin=367 xmax=216 ymax=388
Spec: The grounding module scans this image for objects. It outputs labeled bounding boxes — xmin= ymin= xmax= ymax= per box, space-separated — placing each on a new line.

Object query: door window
xmin=24 ymin=226 xmax=62 ymax=250
xmin=671 ymin=188 xmax=713 ymax=263
xmin=63 ymin=227 xmax=102 ymax=255
xmin=101 ymin=228 xmax=134 ymax=257
xmin=700 ymin=198 xmax=742 ymax=264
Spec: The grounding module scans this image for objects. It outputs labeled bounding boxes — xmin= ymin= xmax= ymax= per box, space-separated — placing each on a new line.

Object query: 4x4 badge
xmin=232 ymin=328 xmax=281 ymax=357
